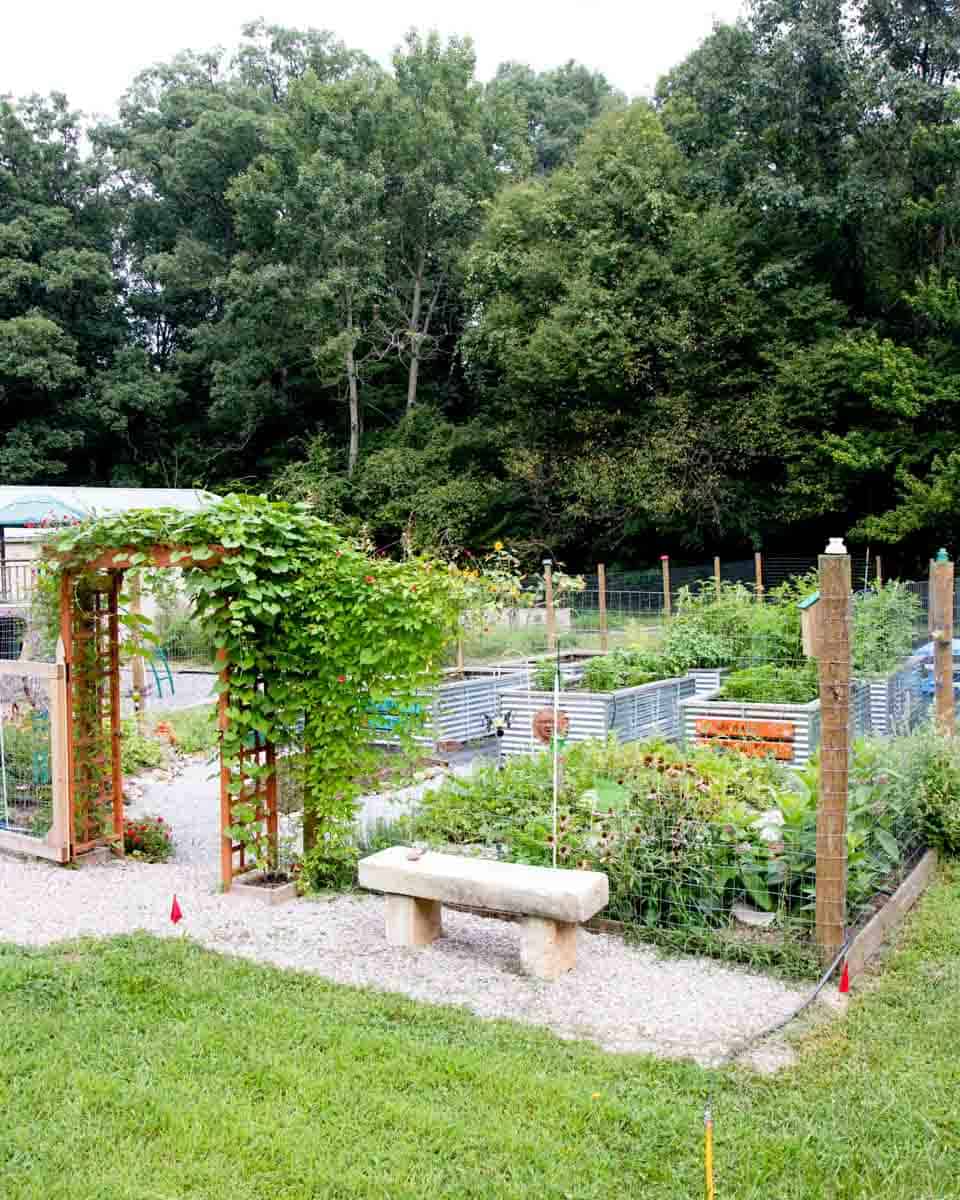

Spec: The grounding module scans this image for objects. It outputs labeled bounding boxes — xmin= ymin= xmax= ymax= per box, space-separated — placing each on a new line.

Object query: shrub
xmin=120 ymin=720 xmax=166 ymax=774
xmin=533 ymin=649 xmax=673 ymax=692
xmin=717 ymin=663 xmax=819 ymax=704
xmin=300 ymin=821 xmax=361 ymax=892
xmin=123 ymin=815 xmax=173 ymax=862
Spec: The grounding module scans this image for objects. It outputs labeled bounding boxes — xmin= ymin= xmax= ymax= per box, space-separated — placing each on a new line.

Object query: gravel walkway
xmin=0 ymin=757 xmax=811 ymax=1066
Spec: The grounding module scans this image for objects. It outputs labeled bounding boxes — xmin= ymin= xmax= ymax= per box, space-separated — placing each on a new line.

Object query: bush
xmin=123 ymin=815 xmax=173 ymax=861
xmin=300 ymin=821 xmax=361 ymax=891
xmin=911 ymin=732 xmax=960 ymax=856
xmin=717 ymin=663 xmax=819 ymax=704
xmin=120 ymin=720 xmax=166 ymax=774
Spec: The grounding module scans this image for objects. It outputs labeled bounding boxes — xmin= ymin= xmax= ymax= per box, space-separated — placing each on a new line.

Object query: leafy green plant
xmin=300 ymin=821 xmax=361 ymax=891
xmin=123 ymin=814 xmax=173 ymax=861
xmin=853 ymin=582 xmax=922 ymax=676
xmin=120 ymin=720 xmax=166 ymax=775
xmin=44 ymin=495 xmax=463 ymax=876
xmin=717 ymin=663 xmax=819 ymax=704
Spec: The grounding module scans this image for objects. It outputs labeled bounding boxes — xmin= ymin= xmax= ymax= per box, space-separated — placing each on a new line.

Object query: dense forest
xmin=3 ymin=0 xmax=960 ymax=569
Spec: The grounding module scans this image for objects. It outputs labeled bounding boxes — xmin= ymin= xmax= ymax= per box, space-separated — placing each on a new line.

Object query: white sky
xmin=3 ymin=0 xmax=747 ymax=120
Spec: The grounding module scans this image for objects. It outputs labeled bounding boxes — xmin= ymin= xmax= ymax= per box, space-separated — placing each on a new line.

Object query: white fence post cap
xmin=825 ymin=537 xmax=847 ymax=555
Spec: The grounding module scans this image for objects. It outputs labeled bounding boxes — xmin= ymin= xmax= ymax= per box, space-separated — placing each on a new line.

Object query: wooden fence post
xmin=661 ymin=555 xmax=672 ymax=617
xmin=755 ymin=551 xmax=764 ymax=602
xmin=714 ymin=555 xmax=721 ymax=600
xmin=543 ymin=560 xmax=556 ymax=653
xmin=876 ymin=555 xmax=883 ymax=588
xmin=931 ymin=549 xmax=955 ymax=737
xmin=597 ymin=562 xmax=608 ymax=652
xmin=816 ymin=538 xmax=851 ymax=964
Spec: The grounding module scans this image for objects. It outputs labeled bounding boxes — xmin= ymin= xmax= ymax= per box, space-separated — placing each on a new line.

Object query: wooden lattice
xmin=60 ymin=546 xmax=277 ymax=888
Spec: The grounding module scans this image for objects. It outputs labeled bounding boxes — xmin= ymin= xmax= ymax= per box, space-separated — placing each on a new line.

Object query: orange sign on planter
xmin=695 ymin=718 xmax=795 ymax=741
xmin=695 ymin=716 xmax=797 ymax=761
xmin=695 ymin=737 xmax=794 ymax=761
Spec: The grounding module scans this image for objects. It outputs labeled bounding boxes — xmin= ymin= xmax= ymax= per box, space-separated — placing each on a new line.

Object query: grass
xmin=459 ymin=611 xmax=663 ymax=665
xmin=152 ymin=704 xmax=219 ymax=755
xmin=2 ymin=870 xmax=960 ymax=1198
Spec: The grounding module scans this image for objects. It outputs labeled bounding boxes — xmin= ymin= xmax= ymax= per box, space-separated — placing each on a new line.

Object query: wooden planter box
xmin=680 ymin=684 xmax=870 ymax=768
xmin=499 ymin=675 xmax=695 ymax=758
xmin=861 ymin=663 xmax=921 ymax=737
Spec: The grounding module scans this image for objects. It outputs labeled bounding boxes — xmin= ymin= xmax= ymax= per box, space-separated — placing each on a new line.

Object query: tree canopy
xmin=4 ymin=5 xmax=960 ymax=568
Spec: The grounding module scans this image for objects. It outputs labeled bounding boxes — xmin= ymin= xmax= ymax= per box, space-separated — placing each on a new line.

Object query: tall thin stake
xmin=597 ymin=562 xmax=608 ymax=652
xmin=714 ymin=555 xmax=721 ymax=600
xmin=931 ymin=550 xmax=955 ymax=737
xmin=551 ymin=659 xmax=560 ymax=868
xmin=876 ymin=555 xmax=883 ymax=588
xmin=661 ymin=555 xmax=671 ymax=617
xmin=543 ymin=559 xmax=556 ymax=653
xmin=755 ymin=551 xmax=764 ymax=602
xmin=816 ymin=539 xmax=851 ymax=964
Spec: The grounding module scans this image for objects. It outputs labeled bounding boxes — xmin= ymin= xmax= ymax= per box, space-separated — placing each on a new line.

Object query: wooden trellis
xmin=58 ymin=545 xmax=276 ymax=888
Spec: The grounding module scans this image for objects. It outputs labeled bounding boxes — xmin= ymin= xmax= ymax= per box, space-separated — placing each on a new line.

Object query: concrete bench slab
xmin=358 ymin=846 xmax=609 ymax=980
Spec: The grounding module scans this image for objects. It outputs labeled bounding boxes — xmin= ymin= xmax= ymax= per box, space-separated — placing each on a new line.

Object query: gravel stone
xmin=0 ymin=757 xmax=809 ymax=1066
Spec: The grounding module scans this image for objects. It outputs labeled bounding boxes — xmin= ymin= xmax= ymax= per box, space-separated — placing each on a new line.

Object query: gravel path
xmin=0 ymin=757 xmax=810 ymax=1066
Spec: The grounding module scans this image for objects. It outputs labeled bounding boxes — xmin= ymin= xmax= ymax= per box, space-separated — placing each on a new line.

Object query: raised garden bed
xmin=680 ymin=683 xmax=871 ymax=768
xmin=499 ymin=674 xmax=695 ymax=758
xmin=687 ymin=667 xmax=731 ymax=696
xmin=861 ymin=662 xmax=923 ymax=737
xmin=370 ymin=666 xmax=531 ymax=747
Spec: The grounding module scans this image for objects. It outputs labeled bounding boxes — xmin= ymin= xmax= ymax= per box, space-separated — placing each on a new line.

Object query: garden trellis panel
xmin=56 ymin=544 xmax=276 ymax=887
xmin=0 ymin=657 xmax=69 ymax=862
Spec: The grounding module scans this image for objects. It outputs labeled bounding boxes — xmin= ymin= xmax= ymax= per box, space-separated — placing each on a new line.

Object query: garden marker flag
xmin=170 ymin=895 xmax=183 ymax=925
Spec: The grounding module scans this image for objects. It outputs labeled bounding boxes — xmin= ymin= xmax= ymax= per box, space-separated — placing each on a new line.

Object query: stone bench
xmin=357 ymin=846 xmax=609 ymax=980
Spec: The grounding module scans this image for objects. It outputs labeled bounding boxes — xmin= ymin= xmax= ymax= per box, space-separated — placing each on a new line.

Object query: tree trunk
xmin=346 ymin=294 xmax=360 ymax=477
xmin=406 ymin=255 xmax=424 ymax=413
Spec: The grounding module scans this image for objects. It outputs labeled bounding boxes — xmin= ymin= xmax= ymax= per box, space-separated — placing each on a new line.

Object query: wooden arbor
xmin=58 ymin=544 xmax=277 ymax=889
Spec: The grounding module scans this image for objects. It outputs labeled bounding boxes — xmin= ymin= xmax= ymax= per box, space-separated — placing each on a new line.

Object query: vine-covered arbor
xmin=48 ymin=497 xmax=461 ymax=888
xmin=56 ymin=543 xmax=274 ymax=888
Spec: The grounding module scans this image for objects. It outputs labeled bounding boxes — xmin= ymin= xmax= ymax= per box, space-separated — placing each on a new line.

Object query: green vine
xmin=46 ymin=495 xmax=464 ymax=870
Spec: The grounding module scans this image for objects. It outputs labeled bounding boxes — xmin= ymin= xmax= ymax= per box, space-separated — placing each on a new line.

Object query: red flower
xmin=335 ymin=550 xmax=342 ymax=557
xmin=410 ymin=585 xmax=417 ymax=592
xmin=337 ymin=675 xmax=346 ymax=684
xmin=365 ymin=575 xmax=375 ymax=584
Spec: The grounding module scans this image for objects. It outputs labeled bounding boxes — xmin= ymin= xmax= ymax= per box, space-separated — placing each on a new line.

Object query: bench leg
xmin=520 ymin=917 xmax=577 ymax=980
xmin=384 ymin=894 xmax=442 ymax=947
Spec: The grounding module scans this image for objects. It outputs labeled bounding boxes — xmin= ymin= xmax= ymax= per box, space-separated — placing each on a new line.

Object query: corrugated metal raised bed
xmin=370 ymin=667 xmax=531 ymax=747
xmin=680 ymin=683 xmax=870 ymax=768
xmin=499 ymin=674 xmax=695 ymax=758
xmin=687 ymin=668 xmax=731 ymax=696
xmin=861 ymin=663 xmax=922 ymax=737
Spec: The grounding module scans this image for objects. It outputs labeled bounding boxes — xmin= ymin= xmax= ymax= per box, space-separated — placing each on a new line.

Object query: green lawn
xmin=2 ymin=872 xmax=960 ymax=1199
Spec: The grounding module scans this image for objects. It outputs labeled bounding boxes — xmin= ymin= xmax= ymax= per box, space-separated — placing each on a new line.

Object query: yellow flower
xmin=493 ymin=541 xmax=504 ymax=552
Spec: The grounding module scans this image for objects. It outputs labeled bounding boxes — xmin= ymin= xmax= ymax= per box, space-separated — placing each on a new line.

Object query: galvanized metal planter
xmin=687 ymin=668 xmax=731 ymax=696
xmin=680 ymin=691 xmax=822 ymax=768
xmin=370 ymin=667 xmax=531 ymax=747
xmin=860 ymin=663 xmax=922 ymax=737
xmin=680 ymin=683 xmax=871 ymax=768
xmin=499 ymin=675 xmax=695 ymax=758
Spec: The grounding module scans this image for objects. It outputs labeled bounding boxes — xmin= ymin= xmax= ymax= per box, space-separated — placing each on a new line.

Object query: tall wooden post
xmin=661 ymin=555 xmax=672 ymax=617
xmin=931 ymin=549 xmax=955 ymax=737
xmin=816 ymin=538 xmax=851 ymax=964
xmin=129 ymin=571 xmax=147 ymax=730
xmin=754 ymin=551 xmax=764 ymax=601
xmin=876 ymin=556 xmax=883 ymax=588
xmin=597 ymin=562 xmax=608 ymax=652
xmin=714 ymin=555 xmax=721 ymax=600
xmin=543 ymin=560 xmax=556 ymax=653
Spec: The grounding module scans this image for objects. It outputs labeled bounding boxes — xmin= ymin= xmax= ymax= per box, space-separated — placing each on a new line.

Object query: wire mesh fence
xmin=0 ymin=666 xmax=57 ymax=839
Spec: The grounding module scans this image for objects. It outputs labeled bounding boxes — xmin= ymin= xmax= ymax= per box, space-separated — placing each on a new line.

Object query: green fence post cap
xmin=935 ymin=548 xmax=950 ymax=563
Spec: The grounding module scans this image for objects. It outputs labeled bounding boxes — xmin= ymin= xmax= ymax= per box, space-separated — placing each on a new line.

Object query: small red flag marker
xmin=839 ymin=961 xmax=850 ymax=994
xmin=170 ymin=895 xmax=183 ymax=925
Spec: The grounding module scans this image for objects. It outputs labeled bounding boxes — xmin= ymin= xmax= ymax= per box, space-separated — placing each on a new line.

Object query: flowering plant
xmin=123 ymin=815 xmax=174 ymax=862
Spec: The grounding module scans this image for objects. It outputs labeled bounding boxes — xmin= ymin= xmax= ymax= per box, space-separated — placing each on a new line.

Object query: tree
xmin=378 ymin=32 xmax=496 ymax=412
xmin=0 ymin=94 xmax=123 ymax=480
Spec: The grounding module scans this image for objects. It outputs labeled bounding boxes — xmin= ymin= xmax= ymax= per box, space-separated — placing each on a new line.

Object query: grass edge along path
xmin=1 ymin=869 xmax=959 ymax=1199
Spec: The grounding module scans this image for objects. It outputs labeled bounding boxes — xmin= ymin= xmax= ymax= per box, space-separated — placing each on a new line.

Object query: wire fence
xmin=0 ymin=669 xmax=55 ymax=838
